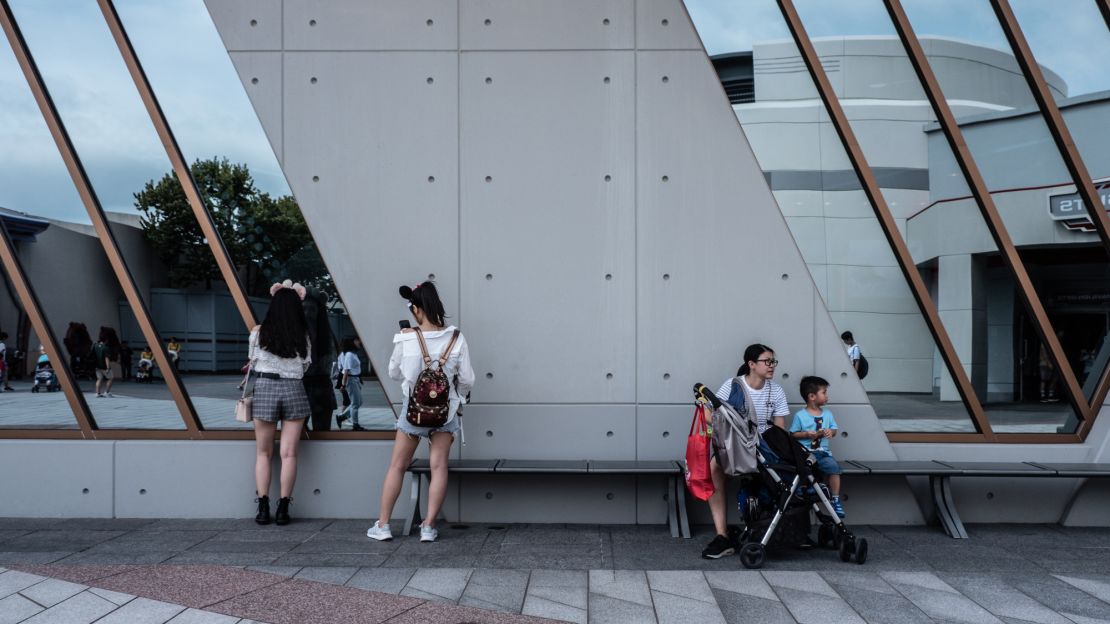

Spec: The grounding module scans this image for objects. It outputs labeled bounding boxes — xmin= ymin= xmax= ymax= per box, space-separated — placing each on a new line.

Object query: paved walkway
xmin=2 ymin=519 xmax=1110 ymax=623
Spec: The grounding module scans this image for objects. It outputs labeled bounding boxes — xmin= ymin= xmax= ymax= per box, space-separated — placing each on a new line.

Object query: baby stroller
xmin=135 ymin=360 xmax=154 ymax=383
xmin=694 ymin=383 xmax=867 ymax=569
xmin=32 ymin=362 xmax=60 ymax=392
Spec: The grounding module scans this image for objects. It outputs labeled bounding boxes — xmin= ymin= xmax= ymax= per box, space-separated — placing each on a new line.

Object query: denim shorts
xmin=396 ymin=413 xmax=461 ymax=439
xmin=811 ymin=449 xmax=842 ymax=475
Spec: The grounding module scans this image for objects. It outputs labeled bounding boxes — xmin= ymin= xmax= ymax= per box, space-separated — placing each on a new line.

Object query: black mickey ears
xmin=399 ymin=285 xmax=413 ymax=300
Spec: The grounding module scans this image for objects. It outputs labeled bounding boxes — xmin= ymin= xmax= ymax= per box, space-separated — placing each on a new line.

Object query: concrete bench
xmin=404 ymin=459 xmax=689 ymax=538
xmin=846 ymin=460 xmax=1110 ymax=539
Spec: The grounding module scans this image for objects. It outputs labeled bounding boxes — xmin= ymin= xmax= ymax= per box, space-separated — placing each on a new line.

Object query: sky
xmin=1 ymin=0 xmax=1108 ymax=223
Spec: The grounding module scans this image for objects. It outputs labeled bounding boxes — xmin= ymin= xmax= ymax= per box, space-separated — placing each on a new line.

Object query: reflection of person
xmin=0 ymin=331 xmax=11 ymax=392
xmin=1080 ymin=348 xmax=1095 ymax=386
xmin=93 ymin=327 xmax=120 ymax=398
xmin=702 ymin=343 xmax=789 ymax=560
xmin=367 ymin=281 xmax=474 ymax=544
xmin=167 ymin=338 xmax=181 ymax=370
xmin=37 ymin=345 xmax=49 ymax=367
xmin=119 ymin=340 xmax=132 ymax=381
xmin=841 ymin=331 xmax=861 ymax=375
xmin=1039 ymin=343 xmax=1057 ymax=402
xmin=300 ymin=286 xmax=338 ymax=431
xmin=790 ymin=376 xmax=845 ymax=518
xmin=250 ymin=280 xmax=313 ymax=526
xmin=336 ymin=337 xmax=364 ymax=431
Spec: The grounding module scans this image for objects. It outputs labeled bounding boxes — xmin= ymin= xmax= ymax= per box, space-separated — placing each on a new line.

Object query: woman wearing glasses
xmin=701 ymin=343 xmax=789 ymax=560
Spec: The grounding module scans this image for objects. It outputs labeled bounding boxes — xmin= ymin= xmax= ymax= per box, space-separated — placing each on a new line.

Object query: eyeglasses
xmin=756 ymin=358 xmax=779 ymax=366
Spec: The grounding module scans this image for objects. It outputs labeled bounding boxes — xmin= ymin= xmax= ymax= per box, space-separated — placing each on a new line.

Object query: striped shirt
xmin=715 ymin=376 xmax=789 ymax=433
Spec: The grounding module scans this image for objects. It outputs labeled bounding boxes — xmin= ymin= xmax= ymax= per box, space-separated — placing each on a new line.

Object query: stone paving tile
xmin=0 ymin=531 xmax=28 ymax=546
xmin=55 ymin=550 xmax=178 ymax=565
xmin=0 ymin=569 xmax=47 ymax=599
xmin=141 ymin=519 xmax=245 ymax=532
xmin=11 ymin=564 xmax=136 ymax=584
xmin=95 ymin=596 xmax=186 ymax=623
xmin=822 ymin=573 xmax=934 ymax=624
xmin=1002 ymin=574 xmax=1110 ymax=622
xmin=167 ymin=608 xmax=243 ymax=623
xmin=820 ymin=570 xmax=901 ymax=596
xmin=773 ymin=586 xmax=867 ymax=624
xmin=400 ymin=567 xmax=473 ymax=603
xmin=346 ymin=567 xmax=416 ymax=594
xmin=940 ymin=574 xmax=1073 ymax=624
xmin=293 ymin=566 xmax=358 ymax=585
xmin=19 ymin=577 xmax=87 ymax=607
xmin=20 ymin=590 xmax=116 ymax=624
xmin=586 ymin=594 xmax=657 ymax=624
xmin=0 ymin=593 xmax=43 ymax=624
xmin=87 ymin=586 xmax=136 ymax=606
xmin=0 ymin=530 xmax=126 ymax=552
xmin=475 ymin=551 xmax=611 ymax=570
xmin=382 ymin=600 xmax=561 ymax=624
xmin=94 ymin=565 xmax=286 ymax=609
xmin=247 ymin=565 xmax=302 ymax=578
xmin=188 ymin=531 xmax=313 ymax=553
xmin=273 ymin=552 xmax=388 ymax=567
xmin=589 ymin=570 xmax=653 ymax=606
xmin=62 ymin=518 xmax=158 ymax=531
xmin=383 ymin=553 xmax=480 ymax=569
xmin=879 ymin=572 xmax=1004 ymax=624
xmin=647 ymin=570 xmax=716 ymax=603
xmin=88 ymin=530 xmax=221 ymax=553
xmin=209 ymin=578 xmax=421 ymax=624
xmin=651 ymin=589 xmax=726 ymax=624
xmin=705 ymin=571 xmax=781 ymax=601
xmin=288 ymin=534 xmax=400 ymax=555
xmin=0 ymin=551 xmax=73 ymax=564
xmin=162 ymin=551 xmax=284 ymax=566
xmin=521 ymin=595 xmax=587 ymax=624
xmin=0 ymin=519 xmax=63 ymax=531
xmin=459 ymin=568 xmax=530 ymax=613
xmin=525 ymin=569 xmax=589 ymax=620
xmin=500 ymin=526 xmax=606 ymax=546
xmin=711 ymin=588 xmax=795 ymax=624
xmin=1054 ymin=574 xmax=1110 ymax=604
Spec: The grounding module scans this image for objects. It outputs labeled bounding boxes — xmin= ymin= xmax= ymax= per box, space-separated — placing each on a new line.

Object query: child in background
xmin=790 ymin=376 xmax=845 ymax=518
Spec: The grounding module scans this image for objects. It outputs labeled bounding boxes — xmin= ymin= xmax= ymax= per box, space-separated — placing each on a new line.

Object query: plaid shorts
xmin=252 ymin=377 xmax=310 ymax=423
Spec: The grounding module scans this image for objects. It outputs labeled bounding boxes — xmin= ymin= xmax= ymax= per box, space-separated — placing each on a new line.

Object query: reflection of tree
xmin=134 ymin=158 xmax=335 ymax=300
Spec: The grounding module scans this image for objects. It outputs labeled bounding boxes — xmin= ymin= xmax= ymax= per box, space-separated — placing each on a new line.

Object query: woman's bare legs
xmin=278 ymin=418 xmax=305 ymax=498
xmin=377 ymin=430 xmax=421 ymax=526
xmin=253 ymin=420 xmax=276 ymax=497
xmin=423 ymin=431 xmax=454 ymax=529
xmin=707 ymin=458 xmax=728 ymax=536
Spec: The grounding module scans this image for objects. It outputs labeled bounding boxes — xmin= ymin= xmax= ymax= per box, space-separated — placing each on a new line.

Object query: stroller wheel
xmin=817 ymin=524 xmax=835 ymax=549
xmin=739 ymin=543 xmax=766 ymax=569
xmin=838 ymin=536 xmax=854 ymax=562
xmin=855 ymin=538 xmax=868 ymax=565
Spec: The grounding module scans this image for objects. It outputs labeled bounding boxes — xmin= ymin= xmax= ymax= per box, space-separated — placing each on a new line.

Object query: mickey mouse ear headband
xmin=399 ymin=285 xmax=414 ymax=301
xmin=270 ymin=279 xmax=307 ymax=300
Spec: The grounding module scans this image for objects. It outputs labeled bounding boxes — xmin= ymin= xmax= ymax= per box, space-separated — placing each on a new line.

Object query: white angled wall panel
xmin=460 ymin=52 xmax=637 ymax=404
xmin=203 ymin=0 xmax=281 ymax=51
xmin=227 ymin=52 xmax=283 ymax=163
xmin=283 ymin=51 xmax=460 ymax=398
xmin=283 ymin=1 xmax=458 ymax=51
xmin=636 ymin=0 xmax=702 ymax=50
xmin=460 ymin=0 xmax=634 ymax=50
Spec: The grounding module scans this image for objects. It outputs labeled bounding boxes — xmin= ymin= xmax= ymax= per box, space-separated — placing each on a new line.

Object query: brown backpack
xmin=406 ymin=328 xmax=461 ymax=428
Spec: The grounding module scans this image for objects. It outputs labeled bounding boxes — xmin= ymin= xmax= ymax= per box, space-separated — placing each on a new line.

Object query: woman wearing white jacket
xmin=367 ymin=281 xmax=474 ymax=543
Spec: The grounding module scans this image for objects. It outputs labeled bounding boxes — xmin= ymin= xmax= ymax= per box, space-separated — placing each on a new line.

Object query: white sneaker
xmin=420 ymin=525 xmax=438 ymax=543
xmin=366 ymin=521 xmax=393 ymax=541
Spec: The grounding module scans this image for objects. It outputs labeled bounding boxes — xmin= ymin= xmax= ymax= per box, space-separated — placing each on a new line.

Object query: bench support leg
xmin=930 ymin=475 xmax=967 ymax=539
xmin=402 ymin=473 xmax=424 ymax=537
xmin=674 ymin=475 xmax=691 ymax=539
xmin=667 ymin=476 xmax=679 ymax=538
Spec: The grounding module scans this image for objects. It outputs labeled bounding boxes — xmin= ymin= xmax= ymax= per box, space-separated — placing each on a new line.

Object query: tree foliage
xmin=134 ymin=158 xmax=335 ymax=300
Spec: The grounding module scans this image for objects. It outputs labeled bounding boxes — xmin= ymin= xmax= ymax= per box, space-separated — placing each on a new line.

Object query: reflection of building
xmin=718 ymin=36 xmax=1109 ymax=405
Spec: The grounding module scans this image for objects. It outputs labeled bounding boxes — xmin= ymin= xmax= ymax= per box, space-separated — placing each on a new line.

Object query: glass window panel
xmin=112 ymin=0 xmax=396 ymax=431
xmin=685 ymin=0 xmax=980 ymax=433
xmin=902 ymin=0 xmax=1101 ymax=431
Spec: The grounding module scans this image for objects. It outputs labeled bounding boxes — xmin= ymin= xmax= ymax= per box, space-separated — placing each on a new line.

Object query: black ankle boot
xmin=255 ymin=495 xmax=271 ymax=525
xmin=275 ymin=497 xmax=292 ymax=526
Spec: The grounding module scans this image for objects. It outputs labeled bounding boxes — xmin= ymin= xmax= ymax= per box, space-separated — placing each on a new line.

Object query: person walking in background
xmin=336 ymin=337 xmax=364 ymax=431
xmin=841 ymin=331 xmax=861 ymax=376
xmin=367 ymin=281 xmax=474 ymax=543
xmin=119 ymin=340 xmax=132 ymax=381
xmin=0 ymin=331 xmax=11 ymax=392
xmin=249 ymin=280 xmax=313 ymax=526
xmin=93 ymin=327 xmax=121 ymax=398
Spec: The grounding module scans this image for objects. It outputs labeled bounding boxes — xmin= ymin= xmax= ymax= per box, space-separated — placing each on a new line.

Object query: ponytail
xmin=737 ymin=343 xmax=773 ymax=377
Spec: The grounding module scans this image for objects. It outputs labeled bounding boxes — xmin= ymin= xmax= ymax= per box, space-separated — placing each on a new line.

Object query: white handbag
xmin=235 ymin=363 xmax=253 ymax=423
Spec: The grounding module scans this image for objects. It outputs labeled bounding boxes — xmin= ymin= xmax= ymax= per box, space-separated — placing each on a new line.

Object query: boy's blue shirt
xmin=789 ymin=407 xmax=838 ymax=452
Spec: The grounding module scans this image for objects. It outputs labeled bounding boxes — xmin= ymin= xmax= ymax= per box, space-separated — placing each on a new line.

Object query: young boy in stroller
xmin=32 ymin=353 xmax=60 ymax=393
xmin=693 ymin=382 xmax=867 ymax=568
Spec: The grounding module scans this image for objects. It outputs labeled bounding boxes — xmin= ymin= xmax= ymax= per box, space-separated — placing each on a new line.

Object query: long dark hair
xmin=260 ymin=288 xmax=309 ymax=358
xmin=737 ymin=343 xmax=774 ymax=376
xmin=98 ymin=326 xmax=120 ymax=349
xmin=407 ymin=281 xmax=446 ymax=327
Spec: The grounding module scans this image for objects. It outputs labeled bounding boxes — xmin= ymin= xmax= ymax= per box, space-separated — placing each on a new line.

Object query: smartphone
xmin=399 ymin=320 xmax=411 ymax=330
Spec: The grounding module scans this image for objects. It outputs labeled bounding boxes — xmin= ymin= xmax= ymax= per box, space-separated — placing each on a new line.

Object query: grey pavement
xmin=2 ymin=520 xmax=1110 ymax=622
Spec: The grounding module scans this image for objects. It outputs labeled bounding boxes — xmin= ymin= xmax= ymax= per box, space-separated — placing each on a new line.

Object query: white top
xmin=715 ymin=376 xmax=789 ymax=433
xmin=248 ymin=328 xmax=312 ymax=379
xmin=389 ymin=326 xmax=475 ymax=425
xmin=846 ymin=344 xmax=861 ymax=362
xmin=338 ymin=351 xmax=362 ymax=377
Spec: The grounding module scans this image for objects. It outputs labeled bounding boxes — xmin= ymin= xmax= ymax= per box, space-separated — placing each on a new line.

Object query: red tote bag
xmin=684 ymin=402 xmax=715 ymax=501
